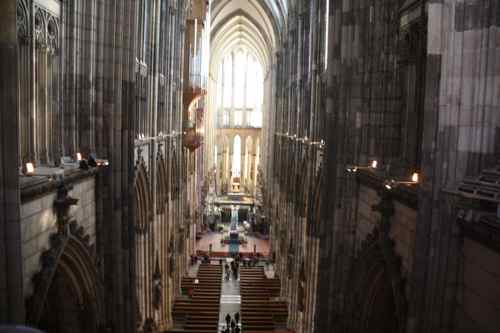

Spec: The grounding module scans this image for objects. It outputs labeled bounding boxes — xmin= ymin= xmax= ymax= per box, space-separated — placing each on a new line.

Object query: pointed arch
xmin=156 ymin=152 xmax=168 ymax=214
xmin=344 ymin=229 xmax=407 ymax=333
xmin=27 ymin=225 xmax=103 ymax=331
xmin=135 ymin=159 xmax=152 ymax=232
xmin=171 ymin=148 xmax=180 ymax=198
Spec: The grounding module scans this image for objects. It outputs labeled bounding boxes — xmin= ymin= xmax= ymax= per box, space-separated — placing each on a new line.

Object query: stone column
xmin=0 ymin=0 xmax=24 ymax=323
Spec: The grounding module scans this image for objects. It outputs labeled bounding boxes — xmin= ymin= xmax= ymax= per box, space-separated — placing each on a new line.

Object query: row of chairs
xmin=240 ymin=266 xmax=288 ymax=332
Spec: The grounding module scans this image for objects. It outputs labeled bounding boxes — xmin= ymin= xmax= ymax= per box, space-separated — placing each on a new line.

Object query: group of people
xmin=222 ymin=312 xmax=240 ymax=333
xmin=224 ymin=259 xmax=240 ymax=280
xmin=221 ymin=253 xmax=263 ymax=281
xmin=190 ymin=254 xmax=210 ymax=265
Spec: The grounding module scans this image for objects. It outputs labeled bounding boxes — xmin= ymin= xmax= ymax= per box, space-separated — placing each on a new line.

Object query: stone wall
xmin=20 ymin=177 xmax=96 ymax=297
xmin=455 ymin=238 xmax=500 ymax=333
xmin=356 ymin=184 xmax=417 ymax=284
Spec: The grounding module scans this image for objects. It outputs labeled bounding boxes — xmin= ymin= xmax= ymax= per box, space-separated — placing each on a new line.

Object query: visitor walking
xmin=225 ymin=313 xmax=231 ymax=328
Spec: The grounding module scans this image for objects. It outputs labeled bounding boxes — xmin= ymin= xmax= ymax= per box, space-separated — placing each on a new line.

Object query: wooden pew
xmin=171 ymin=262 xmax=223 ymax=333
xmin=240 ymin=266 xmax=289 ymax=332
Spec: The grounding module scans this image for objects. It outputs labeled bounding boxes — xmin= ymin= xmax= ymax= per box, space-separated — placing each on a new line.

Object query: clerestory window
xmin=217 ymin=47 xmax=263 ymax=128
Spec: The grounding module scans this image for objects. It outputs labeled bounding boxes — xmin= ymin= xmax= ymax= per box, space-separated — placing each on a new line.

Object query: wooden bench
xmin=240 ymin=267 xmax=289 ymax=332
xmin=171 ymin=263 xmax=223 ymax=333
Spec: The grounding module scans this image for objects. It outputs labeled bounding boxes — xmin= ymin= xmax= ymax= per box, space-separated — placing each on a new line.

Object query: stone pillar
xmin=0 ymin=0 xmax=24 ymax=323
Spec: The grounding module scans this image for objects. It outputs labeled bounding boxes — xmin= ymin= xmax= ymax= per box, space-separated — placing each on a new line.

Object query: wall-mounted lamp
xmin=383 ymin=171 xmax=420 ymax=190
xmin=346 ymin=160 xmax=379 ymax=173
xmin=25 ymin=162 xmax=35 ymax=176
xmin=411 ymin=172 xmax=419 ymax=183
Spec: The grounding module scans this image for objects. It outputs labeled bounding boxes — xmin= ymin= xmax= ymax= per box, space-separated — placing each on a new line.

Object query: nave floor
xmin=196 ymin=231 xmax=270 ymax=257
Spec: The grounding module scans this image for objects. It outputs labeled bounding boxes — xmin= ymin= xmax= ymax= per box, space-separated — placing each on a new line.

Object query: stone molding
xmin=356 ymin=169 xmax=418 ymax=209
xmin=20 ymin=168 xmax=99 ymax=203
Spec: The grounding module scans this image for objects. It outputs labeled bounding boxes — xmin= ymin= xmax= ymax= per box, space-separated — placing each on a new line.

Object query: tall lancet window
xmin=234 ymin=50 xmax=246 ymax=109
xmin=223 ymin=54 xmax=233 ymax=108
xmin=217 ymin=47 xmax=264 ymax=128
xmin=232 ymin=135 xmax=241 ymax=177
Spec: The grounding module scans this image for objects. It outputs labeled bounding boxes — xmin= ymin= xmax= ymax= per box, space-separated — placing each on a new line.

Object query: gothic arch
xmin=135 ymin=158 xmax=152 ymax=232
xmin=17 ymin=0 xmax=30 ymax=42
xmin=171 ymin=149 xmax=180 ymax=198
xmin=307 ymin=159 xmax=324 ymax=236
xmin=28 ymin=223 xmax=103 ymax=332
xmin=344 ymin=228 xmax=407 ymax=333
xmin=156 ymin=152 xmax=168 ymax=214
xmin=295 ymin=147 xmax=309 ymax=217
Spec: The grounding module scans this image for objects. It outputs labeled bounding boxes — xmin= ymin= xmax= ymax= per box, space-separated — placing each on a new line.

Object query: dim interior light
xmin=76 ymin=152 xmax=83 ymax=161
xmin=371 ymin=160 xmax=378 ymax=169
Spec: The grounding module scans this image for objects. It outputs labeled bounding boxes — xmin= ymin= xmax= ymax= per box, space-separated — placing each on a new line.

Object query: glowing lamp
xmin=76 ymin=152 xmax=83 ymax=161
xmin=371 ymin=160 xmax=378 ymax=169
xmin=411 ymin=172 xmax=419 ymax=183
xmin=26 ymin=162 xmax=35 ymax=175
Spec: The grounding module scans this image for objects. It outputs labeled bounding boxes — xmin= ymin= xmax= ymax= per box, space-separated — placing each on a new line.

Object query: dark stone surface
xmin=0 ymin=0 xmax=24 ymax=323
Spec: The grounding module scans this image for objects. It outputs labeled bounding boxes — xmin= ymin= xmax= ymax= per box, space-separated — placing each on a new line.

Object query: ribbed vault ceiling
xmin=210 ymin=0 xmax=290 ymax=74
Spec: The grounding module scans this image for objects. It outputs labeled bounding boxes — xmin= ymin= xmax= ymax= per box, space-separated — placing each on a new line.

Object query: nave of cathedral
xmin=1 ymin=0 xmax=500 ymax=333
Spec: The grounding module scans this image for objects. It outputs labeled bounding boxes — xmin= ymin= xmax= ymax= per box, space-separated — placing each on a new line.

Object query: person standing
xmin=225 ymin=313 xmax=231 ymax=328
xmin=234 ymin=311 xmax=240 ymax=324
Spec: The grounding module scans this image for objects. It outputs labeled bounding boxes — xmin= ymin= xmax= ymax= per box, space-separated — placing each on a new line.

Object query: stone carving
xmin=27 ymin=222 xmax=101 ymax=328
xmin=286 ymin=240 xmax=294 ymax=278
xmin=171 ymin=149 xmax=180 ymax=197
xmin=372 ymin=189 xmax=395 ymax=235
xmin=298 ymin=260 xmax=306 ymax=312
xmin=168 ymin=239 xmax=175 ymax=277
xmin=53 ymin=182 xmax=79 ymax=233
xmin=152 ymin=255 xmax=162 ymax=310
xmin=307 ymin=159 xmax=324 ymax=236
xmin=156 ymin=152 xmax=168 ymax=214
xmin=143 ymin=317 xmax=157 ymax=333
xmin=135 ymin=157 xmax=152 ymax=233
xmin=344 ymin=200 xmax=407 ymax=332
xmin=17 ymin=0 xmax=30 ymax=43
xmin=33 ymin=7 xmax=60 ymax=53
